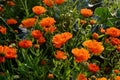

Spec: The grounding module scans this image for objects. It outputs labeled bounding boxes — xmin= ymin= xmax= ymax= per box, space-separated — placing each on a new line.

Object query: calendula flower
xmin=96 ymin=77 xmax=107 ymax=80
xmin=32 ymin=6 xmax=46 ymax=15
xmin=38 ymin=36 xmax=46 ymax=44
xmin=110 ymin=37 xmax=120 ymax=45
xmin=43 ymin=0 xmax=55 ymax=7
xmin=31 ymin=30 xmax=43 ymax=39
xmin=6 ymin=18 xmax=17 ymax=25
xmin=0 ymin=46 xmax=5 ymax=63
xmin=4 ymin=46 xmax=17 ymax=59
xmin=39 ymin=17 xmax=56 ymax=27
xmin=43 ymin=26 xmax=56 ymax=33
xmin=0 ymin=6 xmax=4 ymax=12
xmin=76 ymin=73 xmax=87 ymax=80
xmin=88 ymin=63 xmax=100 ymax=73
xmin=80 ymin=8 xmax=93 ymax=17
xmin=0 ymin=57 xmax=5 ymax=63
xmin=52 ymin=32 xmax=72 ymax=48
xmin=55 ymin=50 xmax=67 ymax=60
xmin=72 ymin=48 xmax=90 ymax=62
xmin=100 ymin=27 xmax=105 ymax=33
xmin=18 ymin=40 xmax=32 ymax=48
xmin=0 ymin=26 xmax=6 ymax=35
xmin=116 ymin=76 xmax=120 ymax=80
xmin=80 ymin=20 xmax=86 ymax=25
xmin=47 ymin=73 xmax=54 ymax=79
xmin=83 ymin=40 xmax=104 ymax=55
xmin=114 ymin=69 xmax=119 ymax=74
xmin=116 ymin=46 xmax=120 ymax=52
xmin=92 ymin=32 xmax=99 ymax=39
xmin=105 ymin=27 xmax=120 ymax=37
xmin=7 ymin=1 xmax=15 ymax=6
xmin=21 ymin=18 xmax=36 ymax=28
xmin=55 ymin=0 xmax=65 ymax=4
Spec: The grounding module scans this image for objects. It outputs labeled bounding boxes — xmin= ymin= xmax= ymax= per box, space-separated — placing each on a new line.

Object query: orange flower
xmin=39 ymin=17 xmax=56 ymax=27
xmin=83 ymin=40 xmax=104 ymax=55
xmin=4 ymin=46 xmax=17 ymax=59
xmin=0 ymin=26 xmax=6 ymax=35
xmin=80 ymin=8 xmax=93 ymax=17
xmin=55 ymin=50 xmax=67 ymax=60
xmin=6 ymin=18 xmax=17 ymax=25
xmin=0 ymin=6 xmax=4 ymax=12
xmin=43 ymin=26 xmax=56 ymax=33
xmin=117 ymin=46 xmax=120 ymax=52
xmin=105 ymin=27 xmax=120 ymax=37
xmin=7 ymin=1 xmax=15 ymax=6
xmin=31 ymin=30 xmax=43 ymax=39
xmin=38 ymin=36 xmax=46 ymax=44
xmin=76 ymin=73 xmax=87 ymax=80
xmin=18 ymin=40 xmax=32 ymax=48
xmin=47 ymin=73 xmax=54 ymax=79
xmin=80 ymin=20 xmax=86 ymax=25
xmin=55 ymin=0 xmax=65 ymax=4
xmin=43 ymin=0 xmax=55 ymax=7
xmin=116 ymin=76 xmax=120 ymax=80
xmin=0 ymin=57 xmax=5 ymax=63
xmin=0 ymin=46 xmax=5 ymax=63
xmin=92 ymin=32 xmax=99 ymax=39
xmin=52 ymin=32 xmax=72 ymax=48
xmin=72 ymin=48 xmax=90 ymax=62
xmin=21 ymin=18 xmax=36 ymax=28
xmin=110 ymin=37 xmax=120 ymax=45
xmin=96 ymin=77 xmax=107 ymax=80
xmin=100 ymin=27 xmax=105 ymax=33
xmin=114 ymin=69 xmax=119 ymax=74
xmin=32 ymin=6 xmax=46 ymax=15
xmin=88 ymin=63 xmax=100 ymax=73
xmin=90 ymin=20 xmax=96 ymax=25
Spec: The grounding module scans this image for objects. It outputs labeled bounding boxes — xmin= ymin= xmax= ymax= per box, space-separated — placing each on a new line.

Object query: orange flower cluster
xmin=39 ymin=17 xmax=56 ymax=33
xmin=110 ymin=37 xmax=120 ymax=45
xmin=96 ymin=77 xmax=107 ymax=80
xmin=105 ymin=27 xmax=120 ymax=37
xmin=80 ymin=8 xmax=93 ymax=17
xmin=43 ymin=0 xmax=65 ymax=7
xmin=116 ymin=76 xmax=120 ymax=80
xmin=83 ymin=40 xmax=104 ymax=55
xmin=18 ymin=40 xmax=32 ymax=48
xmin=32 ymin=6 xmax=46 ymax=15
xmin=55 ymin=50 xmax=67 ymax=60
xmin=72 ymin=48 xmax=90 ymax=62
xmin=88 ymin=63 xmax=100 ymax=73
xmin=0 ymin=45 xmax=17 ymax=63
xmin=6 ymin=18 xmax=17 ymax=25
xmin=52 ymin=32 xmax=72 ymax=48
xmin=76 ymin=73 xmax=87 ymax=80
xmin=31 ymin=30 xmax=46 ymax=44
xmin=21 ymin=18 xmax=36 ymax=28
xmin=0 ymin=26 xmax=6 ymax=34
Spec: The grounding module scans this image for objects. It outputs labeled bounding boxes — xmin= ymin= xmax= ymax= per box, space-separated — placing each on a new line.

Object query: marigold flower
xmin=0 ymin=57 xmax=5 ymax=63
xmin=21 ymin=18 xmax=36 ymax=28
xmin=100 ymin=27 xmax=105 ymax=33
xmin=80 ymin=20 xmax=86 ymax=25
xmin=92 ymin=32 xmax=99 ymax=39
xmin=72 ymin=48 xmax=90 ymax=62
xmin=4 ymin=46 xmax=17 ymax=59
xmin=88 ymin=63 xmax=100 ymax=73
xmin=0 ymin=6 xmax=4 ymax=12
xmin=47 ymin=73 xmax=54 ymax=79
xmin=76 ymin=73 xmax=87 ymax=80
xmin=110 ymin=37 xmax=120 ymax=45
xmin=116 ymin=46 xmax=120 ymax=52
xmin=39 ymin=17 xmax=56 ymax=27
xmin=0 ymin=26 xmax=6 ymax=35
xmin=7 ymin=1 xmax=15 ymax=6
xmin=18 ymin=40 xmax=32 ymax=48
xmin=114 ymin=69 xmax=119 ymax=74
xmin=38 ymin=36 xmax=46 ymax=44
xmin=6 ymin=18 xmax=17 ymax=25
xmin=105 ymin=27 xmax=120 ymax=37
xmin=43 ymin=0 xmax=55 ymax=7
xmin=83 ymin=40 xmax=104 ymax=55
xmin=55 ymin=0 xmax=65 ymax=4
xmin=0 ymin=46 xmax=5 ymax=63
xmin=31 ymin=30 xmax=43 ymax=39
xmin=52 ymin=32 xmax=72 ymax=48
xmin=43 ymin=26 xmax=56 ymax=33
xmin=96 ymin=77 xmax=107 ymax=80
xmin=116 ymin=76 xmax=120 ymax=80
xmin=90 ymin=20 xmax=96 ymax=25
xmin=55 ymin=50 xmax=67 ymax=60
xmin=80 ymin=8 xmax=93 ymax=17
xmin=32 ymin=6 xmax=46 ymax=15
